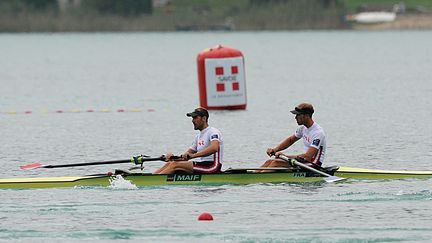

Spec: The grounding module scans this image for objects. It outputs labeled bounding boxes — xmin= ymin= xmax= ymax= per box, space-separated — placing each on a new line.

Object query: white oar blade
xmin=324 ymin=176 xmax=345 ymax=183
xmin=20 ymin=163 xmax=44 ymax=170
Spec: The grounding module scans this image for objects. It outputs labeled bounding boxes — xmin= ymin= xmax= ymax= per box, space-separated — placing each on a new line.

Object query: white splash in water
xmin=108 ymin=175 xmax=138 ymax=190
xmin=396 ymin=190 xmax=404 ymax=196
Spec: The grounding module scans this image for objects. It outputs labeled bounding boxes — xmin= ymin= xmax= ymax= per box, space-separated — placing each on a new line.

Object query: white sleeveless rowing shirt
xmin=294 ymin=122 xmax=326 ymax=165
xmin=190 ymin=126 xmax=223 ymax=163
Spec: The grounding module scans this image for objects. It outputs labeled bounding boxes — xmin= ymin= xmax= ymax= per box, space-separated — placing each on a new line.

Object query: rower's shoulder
xmin=208 ymin=126 xmax=222 ymax=134
xmin=312 ymin=123 xmax=326 ymax=134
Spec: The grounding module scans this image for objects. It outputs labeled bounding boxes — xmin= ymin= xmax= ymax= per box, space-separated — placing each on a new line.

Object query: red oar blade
xmin=20 ymin=163 xmax=45 ymax=170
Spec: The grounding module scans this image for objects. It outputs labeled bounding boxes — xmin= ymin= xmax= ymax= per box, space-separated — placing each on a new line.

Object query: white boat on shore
xmin=347 ymin=12 xmax=396 ymax=24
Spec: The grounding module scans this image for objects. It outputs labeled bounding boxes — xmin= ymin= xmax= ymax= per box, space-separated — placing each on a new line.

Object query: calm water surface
xmin=1 ymin=31 xmax=432 ymax=242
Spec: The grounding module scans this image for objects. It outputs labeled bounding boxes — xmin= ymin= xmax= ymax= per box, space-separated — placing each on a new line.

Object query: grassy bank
xmin=0 ymin=0 xmax=346 ymax=32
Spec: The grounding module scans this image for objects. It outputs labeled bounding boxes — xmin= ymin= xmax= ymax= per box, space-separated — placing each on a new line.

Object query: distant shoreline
xmin=1 ymin=0 xmax=432 ymax=32
xmin=1 ymin=13 xmax=432 ymax=32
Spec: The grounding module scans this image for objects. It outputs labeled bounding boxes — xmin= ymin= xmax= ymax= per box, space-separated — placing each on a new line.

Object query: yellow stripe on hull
xmin=0 ymin=175 xmax=112 ymax=189
xmin=335 ymin=167 xmax=432 ymax=180
xmin=338 ymin=167 xmax=432 ymax=174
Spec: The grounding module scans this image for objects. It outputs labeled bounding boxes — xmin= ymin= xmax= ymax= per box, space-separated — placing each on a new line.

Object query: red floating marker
xmin=147 ymin=108 xmax=156 ymax=112
xmin=86 ymin=109 xmax=95 ymax=112
xmin=24 ymin=111 xmax=32 ymax=114
xmin=198 ymin=212 xmax=214 ymax=221
xmin=107 ymin=172 xmax=113 ymax=176
xmin=117 ymin=109 xmax=125 ymax=112
xmin=56 ymin=110 xmax=64 ymax=113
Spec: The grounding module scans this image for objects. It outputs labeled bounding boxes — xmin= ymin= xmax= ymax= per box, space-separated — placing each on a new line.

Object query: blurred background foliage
xmin=0 ymin=0 xmax=431 ymax=31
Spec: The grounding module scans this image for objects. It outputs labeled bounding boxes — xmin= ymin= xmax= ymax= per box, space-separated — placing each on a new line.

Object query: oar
xmin=20 ymin=155 xmax=166 ymax=170
xmin=278 ymin=155 xmax=345 ymax=183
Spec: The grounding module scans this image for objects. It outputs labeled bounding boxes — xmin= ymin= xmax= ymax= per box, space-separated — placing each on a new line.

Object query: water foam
xmin=108 ymin=175 xmax=138 ymax=190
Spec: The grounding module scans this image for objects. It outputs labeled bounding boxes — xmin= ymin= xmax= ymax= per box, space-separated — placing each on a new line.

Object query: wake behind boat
xmin=2 ymin=166 xmax=432 ymax=189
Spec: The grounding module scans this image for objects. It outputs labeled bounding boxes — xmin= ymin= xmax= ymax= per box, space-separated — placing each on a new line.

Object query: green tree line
xmin=0 ymin=0 xmax=153 ymax=16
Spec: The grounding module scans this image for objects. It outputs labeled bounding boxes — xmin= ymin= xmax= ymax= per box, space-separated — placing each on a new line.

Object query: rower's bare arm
xmin=185 ymin=148 xmax=195 ymax=154
xmin=190 ymin=140 xmax=220 ymax=159
xmin=272 ymin=135 xmax=300 ymax=153
xmin=298 ymin=147 xmax=318 ymax=162
xmin=182 ymin=148 xmax=196 ymax=159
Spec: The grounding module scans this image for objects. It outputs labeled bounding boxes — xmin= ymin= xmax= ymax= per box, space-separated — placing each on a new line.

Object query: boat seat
xmin=114 ymin=169 xmax=133 ymax=175
xmin=224 ymin=169 xmax=248 ymax=174
xmin=323 ymin=165 xmax=339 ymax=175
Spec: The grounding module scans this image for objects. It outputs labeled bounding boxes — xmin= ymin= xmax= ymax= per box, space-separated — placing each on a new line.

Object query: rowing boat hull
xmin=0 ymin=172 xmax=323 ymax=189
xmin=1 ymin=167 xmax=432 ymax=189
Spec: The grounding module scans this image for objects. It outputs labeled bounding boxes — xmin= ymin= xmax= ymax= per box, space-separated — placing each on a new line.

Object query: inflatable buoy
xmin=197 ymin=45 xmax=247 ymax=110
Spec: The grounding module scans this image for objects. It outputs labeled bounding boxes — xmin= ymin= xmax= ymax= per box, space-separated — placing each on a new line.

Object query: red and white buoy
xmin=197 ymin=45 xmax=247 ymax=110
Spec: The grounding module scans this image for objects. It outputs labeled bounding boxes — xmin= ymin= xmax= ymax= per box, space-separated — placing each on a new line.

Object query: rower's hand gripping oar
xmin=20 ymin=155 xmax=166 ymax=170
xmin=278 ymin=155 xmax=345 ymax=183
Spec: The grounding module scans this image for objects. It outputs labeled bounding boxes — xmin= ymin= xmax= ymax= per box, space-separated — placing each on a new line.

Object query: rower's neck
xmin=305 ymin=120 xmax=314 ymax=128
xmin=200 ymin=124 xmax=209 ymax=131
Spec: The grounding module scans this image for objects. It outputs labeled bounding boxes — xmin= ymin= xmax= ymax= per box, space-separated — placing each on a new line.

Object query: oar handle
xmin=131 ymin=155 xmax=166 ymax=165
